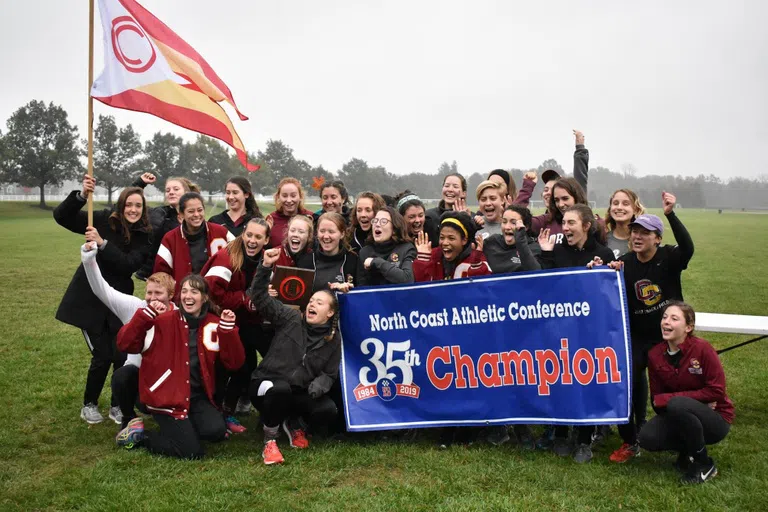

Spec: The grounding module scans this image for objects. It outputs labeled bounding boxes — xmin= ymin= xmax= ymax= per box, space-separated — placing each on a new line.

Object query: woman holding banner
xmin=247 ymin=247 xmax=342 ymax=465
xmin=297 ymin=213 xmax=358 ymax=293
xmin=55 ymin=174 xmax=152 ymax=425
xmin=537 ymin=204 xmax=615 ymax=463
xmin=357 ymin=207 xmax=416 ymax=286
xmin=638 ymin=302 xmax=733 ymax=484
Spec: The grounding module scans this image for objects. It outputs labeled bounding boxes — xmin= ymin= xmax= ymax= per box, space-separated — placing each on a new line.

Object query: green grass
xmin=1 ymin=202 xmax=767 ymax=511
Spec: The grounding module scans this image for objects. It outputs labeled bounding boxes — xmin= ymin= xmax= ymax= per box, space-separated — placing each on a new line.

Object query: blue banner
xmin=338 ymin=268 xmax=632 ymax=431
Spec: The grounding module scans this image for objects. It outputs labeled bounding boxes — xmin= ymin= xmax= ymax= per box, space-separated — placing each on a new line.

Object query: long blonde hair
xmin=227 ymin=218 xmax=271 ymax=273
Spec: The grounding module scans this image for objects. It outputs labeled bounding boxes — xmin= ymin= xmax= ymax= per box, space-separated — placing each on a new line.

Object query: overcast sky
xmin=2 ymin=0 xmax=766 ymax=179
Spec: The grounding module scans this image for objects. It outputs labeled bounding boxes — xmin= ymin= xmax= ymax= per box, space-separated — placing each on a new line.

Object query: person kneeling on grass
xmin=115 ymin=275 xmax=245 ymax=459
xmin=637 ymin=301 xmax=734 ymax=484
xmin=247 ymin=247 xmax=342 ymax=465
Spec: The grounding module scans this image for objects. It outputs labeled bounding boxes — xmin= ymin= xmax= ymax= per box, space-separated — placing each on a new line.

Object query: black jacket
xmin=296 ymin=249 xmax=359 ymax=293
xmin=248 ymin=264 xmax=340 ymax=393
xmin=208 ymin=210 xmax=258 ymax=237
xmin=357 ymin=241 xmax=417 ymax=286
xmin=54 ymin=190 xmax=151 ymax=334
xmin=483 ymin=230 xmax=542 ymax=274
xmin=313 ymin=206 xmax=351 ymax=227
xmin=425 ymin=202 xmax=451 ymax=248
xmin=136 ymin=205 xmax=179 ymax=278
xmin=538 ymin=233 xmax=615 ymax=270
xmin=348 ymin=225 xmax=370 ymax=253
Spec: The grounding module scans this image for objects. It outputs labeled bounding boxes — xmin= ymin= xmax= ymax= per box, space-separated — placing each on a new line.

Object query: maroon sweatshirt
xmin=648 ymin=335 xmax=734 ymax=423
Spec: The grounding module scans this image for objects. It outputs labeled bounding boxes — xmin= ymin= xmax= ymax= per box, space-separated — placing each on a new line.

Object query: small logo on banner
xmin=353 ymin=338 xmax=421 ymax=403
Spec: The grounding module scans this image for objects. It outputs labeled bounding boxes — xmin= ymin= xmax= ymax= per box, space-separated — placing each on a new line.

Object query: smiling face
xmin=372 ymin=210 xmax=393 ymax=243
xmin=501 ymin=209 xmax=524 ymax=245
xmin=630 ymin=226 xmax=661 ymax=256
xmin=182 ymin=198 xmax=205 ymax=232
xmin=439 ymin=225 xmax=466 ymax=262
xmin=279 ymin=183 xmax=300 ymax=215
xmin=225 ymin=182 xmax=248 ymax=213
xmin=404 ymin=205 xmax=425 ymax=235
xmin=441 ymin=176 xmax=465 ymax=206
xmin=553 ymin=185 xmax=576 ymax=213
xmin=317 ymin=218 xmax=343 ymax=256
xmin=165 ymin=180 xmax=185 ymax=208
xmin=123 ymin=193 xmax=144 ymax=224
xmin=562 ymin=210 xmax=589 ymax=248
xmin=305 ymin=291 xmax=336 ymax=326
xmin=542 ymin=181 xmax=554 ymax=204
xmin=661 ymin=305 xmax=693 ymax=344
xmin=356 ymin=198 xmax=375 ymax=231
xmin=286 ymin=218 xmax=310 ymax=254
xmin=321 ymin=186 xmax=343 ymax=214
xmin=478 ymin=188 xmax=504 ymax=223
xmin=179 ymin=281 xmax=203 ymax=316
xmin=144 ymin=281 xmax=171 ymax=306
xmin=610 ymin=191 xmax=635 ymax=225
xmin=243 ymin=222 xmax=269 ymax=257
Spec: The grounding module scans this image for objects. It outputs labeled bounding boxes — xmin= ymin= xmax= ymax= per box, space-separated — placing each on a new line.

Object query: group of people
xmin=54 ymin=130 xmax=733 ymax=484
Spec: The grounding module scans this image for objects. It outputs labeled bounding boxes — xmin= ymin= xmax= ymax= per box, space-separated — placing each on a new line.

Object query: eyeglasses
xmin=371 ymin=218 xmax=390 ymax=226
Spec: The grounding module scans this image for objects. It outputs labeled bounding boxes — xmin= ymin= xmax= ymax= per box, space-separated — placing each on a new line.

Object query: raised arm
xmin=512 ymin=172 xmax=537 ymax=207
xmin=81 ymin=243 xmax=144 ymax=323
xmin=117 ymin=305 xmax=158 ymax=354
xmin=572 ymin=130 xmax=589 ymax=195
xmin=247 ymin=249 xmax=301 ymax=327
xmin=663 ymin=192 xmax=694 ymax=269
xmin=412 ymin=232 xmax=436 ymax=282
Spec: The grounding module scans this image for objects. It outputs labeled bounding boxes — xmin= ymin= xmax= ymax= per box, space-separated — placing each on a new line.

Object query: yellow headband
xmin=441 ymin=217 xmax=468 ymax=239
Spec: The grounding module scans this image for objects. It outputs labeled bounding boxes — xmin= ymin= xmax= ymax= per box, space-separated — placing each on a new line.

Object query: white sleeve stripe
xmin=142 ymin=308 xmax=156 ymax=319
xmin=205 ymin=265 xmax=232 ymax=282
xmin=157 ymin=244 xmax=173 ymax=269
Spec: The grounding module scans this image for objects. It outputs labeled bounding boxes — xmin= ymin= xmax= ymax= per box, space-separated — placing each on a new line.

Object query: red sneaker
xmin=283 ymin=420 xmax=310 ymax=449
xmin=262 ymin=440 xmax=284 ymax=465
xmin=226 ymin=415 xmax=247 ymax=434
xmin=609 ymin=443 xmax=640 ymax=463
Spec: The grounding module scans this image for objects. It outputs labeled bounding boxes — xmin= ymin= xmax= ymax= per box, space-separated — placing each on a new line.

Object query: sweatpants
xmin=618 ymin=343 xmax=650 ymax=445
xmin=249 ymin=379 xmax=337 ymax=431
xmin=143 ymin=396 xmax=227 ymax=459
xmin=111 ymin=364 xmax=140 ymax=428
xmin=638 ymin=396 xmax=730 ymax=457
xmin=221 ymin=323 xmax=273 ymax=413
xmin=82 ymin=327 xmax=126 ymax=407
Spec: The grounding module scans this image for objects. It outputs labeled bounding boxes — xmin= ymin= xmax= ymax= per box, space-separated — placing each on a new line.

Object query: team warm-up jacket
xmin=483 ymin=230 xmax=542 ymax=274
xmin=208 ymin=210 xmax=258 ymax=237
xmin=247 ymin=264 xmax=341 ymax=394
xmin=265 ymin=209 xmax=314 ymax=250
xmin=537 ymin=233 xmax=616 ymax=270
xmin=357 ymin=241 xmax=417 ymax=286
xmin=154 ymin=222 xmax=234 ymax=298
xmin=117 ymin=306 xmax=245 ymax=419
xmin=201 ymin=248 xmax=261 ymax=325
xmin=647 ymin=335 xmax=734 ymax=423
xmin=54 ymin=190 xmax=151 ymax=334
xmin=296 ymin=250 xmax=359 ymax=293
xmin=413 ymin=247 xmax=492 ymax=281
xmin=619 ymin=211 xmax=694 ymax=347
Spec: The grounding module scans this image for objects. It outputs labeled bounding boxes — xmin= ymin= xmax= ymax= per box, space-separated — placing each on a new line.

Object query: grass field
xmin=1 ymin=201 xmax=767 ymax=511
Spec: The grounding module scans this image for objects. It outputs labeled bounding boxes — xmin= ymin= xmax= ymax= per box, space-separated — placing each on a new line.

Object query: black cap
xmin=487 ymin=169 xmax=511 ymax=190
xmin=542 ymin=169 xmax=560 ymax=184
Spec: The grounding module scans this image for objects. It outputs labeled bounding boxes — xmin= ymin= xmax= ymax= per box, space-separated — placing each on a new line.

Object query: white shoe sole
xmin=108 ymin=413 xmax=122 ymax=425
xmin=81 ymin=411 xmax=104 ymax=425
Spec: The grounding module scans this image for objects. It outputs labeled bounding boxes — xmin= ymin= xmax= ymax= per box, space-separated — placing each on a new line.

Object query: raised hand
xmin=474 ymin=234 xmax=485 ymax=252
xmin=85 ymin=226 xmax=104 ymax=246
xmin=538 ymin=228 xmax=554 ymax=251
xmin=82 ymin=174 xmax=96 ymax=198
xmin=221 ymin=309 xmax=236 ymax=323
xmin=262 ymin=248 xmax=280 ymax=267
xmin=523 ymin=171 xmax=538 ymax=184
xmin=662 ymin=191 xmax=677 ymax=215
xmin=451 ymin=197 xmax=469 ymax=213
xmin=573 ymin=129 xmax=585 ymax=146
xmin=140 ymin=172 xmax=157 ymax=185
xmin=415 ymin=231 xmax=431 ymax=254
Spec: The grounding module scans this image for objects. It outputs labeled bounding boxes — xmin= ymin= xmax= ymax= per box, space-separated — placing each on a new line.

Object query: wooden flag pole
xmin=87 ymin=0 xmax=95 ymax=226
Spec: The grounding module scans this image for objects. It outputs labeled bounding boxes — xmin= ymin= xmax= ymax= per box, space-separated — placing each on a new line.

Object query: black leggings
xmin=82 ymin=327 xmax=126 ymax=407
xmin=220 ymin=323 xmax=273 ymax=412
xmin=143 ymin=396 xmax=227 ymax=459
xmin=111 ymin=364 xmax=140 ymax=428
xmin=554 ymin=425 xmax=595 ymax=445
xmin=618 ymin=343 xmax=650 ymax=444
xmin=638 ymin=396 xmax=730 ymax=456
xmin=249 ymin=379 xmax=337 ymax=430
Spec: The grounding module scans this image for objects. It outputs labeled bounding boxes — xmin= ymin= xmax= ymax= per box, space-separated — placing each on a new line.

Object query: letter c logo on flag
xmin=111 ymin=16 xmax=157 ymax=73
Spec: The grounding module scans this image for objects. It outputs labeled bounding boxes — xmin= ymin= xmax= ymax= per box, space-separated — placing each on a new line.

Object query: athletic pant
xmin=638 ymin=396 xmax=730 ymax=457
xmin=111 ymin=364 xmax=140 ymax=428
xmin=143 ymin=396 xmax=227 ymax=459
xmin=618 ymin=343 xmax=651 ymax=445
xmin=554 ymin=425 xmax=595 ymax=445
xmin=221 ymin=323 xmax=273 ymax=413
xmin=82 ymin=327 xmax=126 ymax=407
xmin=249 ymin=379 xmax=337 ymax=431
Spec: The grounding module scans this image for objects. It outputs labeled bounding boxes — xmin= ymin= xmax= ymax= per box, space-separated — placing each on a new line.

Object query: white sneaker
xmin=81 ymin=403 xmax=104 ymax=424
xmin=108 ymin=406 xmax=123 ymax=425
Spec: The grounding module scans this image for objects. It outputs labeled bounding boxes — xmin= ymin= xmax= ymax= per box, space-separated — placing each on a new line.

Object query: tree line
xmin=2 ymin=100 xmax=767 ymax=209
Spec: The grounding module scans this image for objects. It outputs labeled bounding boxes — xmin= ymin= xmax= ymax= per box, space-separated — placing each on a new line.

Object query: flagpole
xmin=87 ymin=0 xmax=95 ymax=226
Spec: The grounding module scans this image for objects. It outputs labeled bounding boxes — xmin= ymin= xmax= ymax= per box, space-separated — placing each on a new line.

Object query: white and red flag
xmin=91 ymin=0 xmax=259 ymax=170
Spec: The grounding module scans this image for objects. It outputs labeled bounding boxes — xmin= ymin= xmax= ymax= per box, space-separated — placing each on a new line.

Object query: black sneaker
xmin=486 ymin=426 xmax=510 ymax=446
xmin=573 ymin=443 xmax=593 ymax=463
xmin=536 ymin=426 xmax=556 ymax=450
xmin=680 ymin=457 xmax=717 ymax=484
xmin=514 ymin=425 xmax=535 ymax=450
xmin=673 ymin=452 xmax=691 ymax=473
xmin=553 ymin=436 xmax=573 ymax=457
